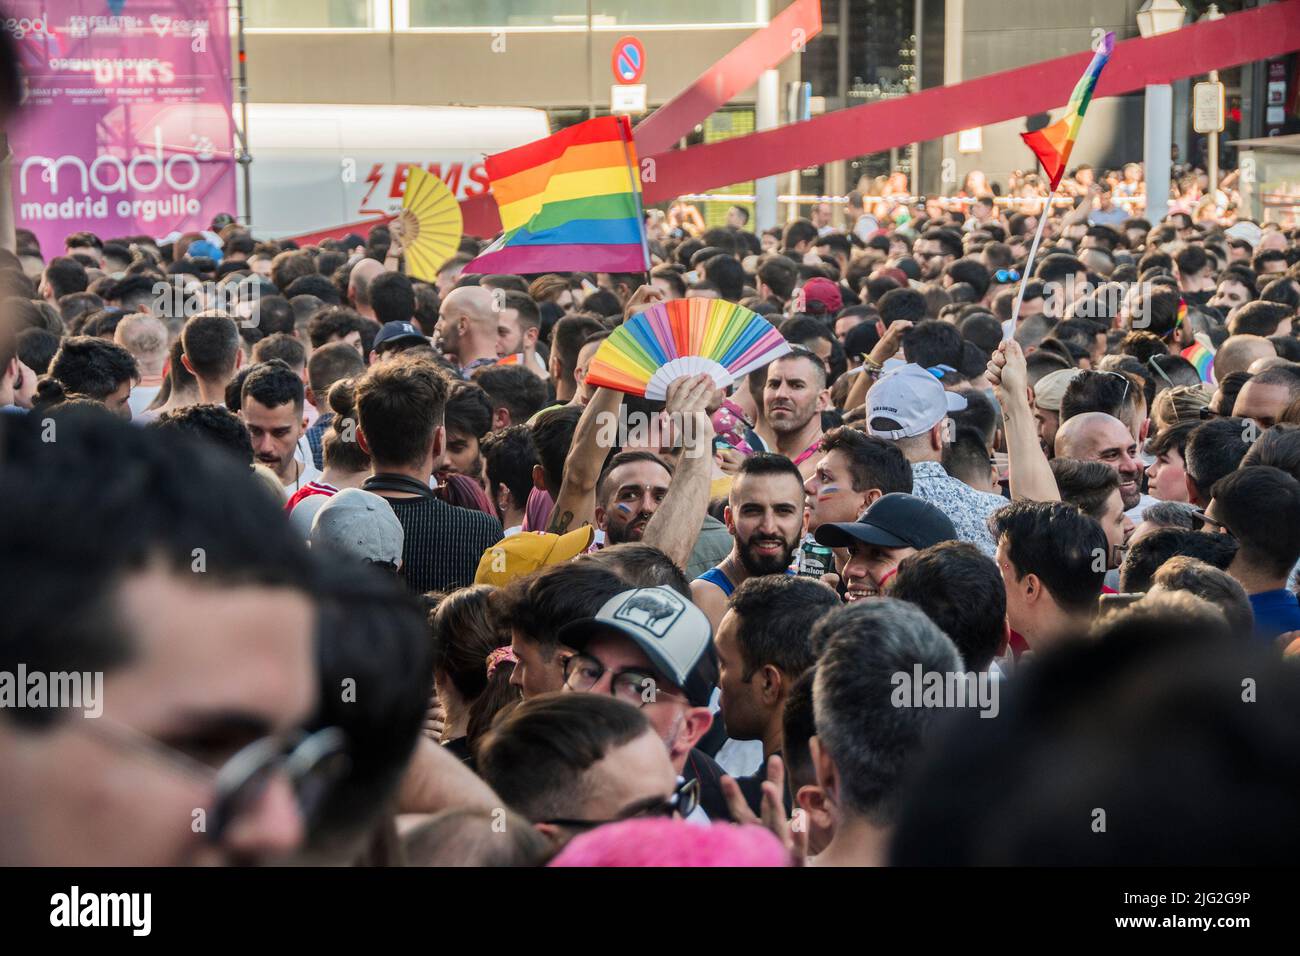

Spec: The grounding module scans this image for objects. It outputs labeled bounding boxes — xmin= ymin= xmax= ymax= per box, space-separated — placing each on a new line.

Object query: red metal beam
xmin=642 ymin=1 xmax=1300 ymax=203
xmin=632 ymin=0 xmax=822 ymax=156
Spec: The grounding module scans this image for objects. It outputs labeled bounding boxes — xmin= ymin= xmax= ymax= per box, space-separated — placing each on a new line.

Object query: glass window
xmin=247 ymin=0 xmax=373 ymax=29
xmin=591 ymin=1 xmax=761 ymax=25
xmin=407 ymin=1 xmax=760 ymax=28
xmin=408 ymin=1 xmax=586 ymax=27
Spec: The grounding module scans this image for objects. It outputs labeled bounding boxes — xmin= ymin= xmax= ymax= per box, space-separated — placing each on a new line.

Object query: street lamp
xmin=1137 ymin=0 xmax=1186 ymax=38
xmin=1137 ymin=0 xmax=1186 ymax=223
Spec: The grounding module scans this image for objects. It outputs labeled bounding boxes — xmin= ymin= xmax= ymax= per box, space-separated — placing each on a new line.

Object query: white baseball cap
xmin=1225 ymin=221 xmax=1262 ymax=250
xmin=866 ymin=363 xmax=968 ymax=440
xmin=1033 ymin=368 xmax=1085 ymax=413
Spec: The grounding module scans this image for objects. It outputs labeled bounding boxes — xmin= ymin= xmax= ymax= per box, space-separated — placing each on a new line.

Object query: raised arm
xmin=987 ymin=339 xmax=1060 ymax=502
xmin=1061 ymin=185 xmax=1095 ymax=227
xmin=845 ymin=319 xmax=912 ymax=411
xmin=548 ymin=385 xmax=623 ymax=533
xmin=642 ymin=374 xmax=716 ymax=570
xmin=397 ymin=735 xmax=501 ymax=815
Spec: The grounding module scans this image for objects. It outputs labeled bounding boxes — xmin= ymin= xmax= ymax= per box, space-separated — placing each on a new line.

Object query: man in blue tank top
xmin=691 ymin=452 xmax=806 ymax=632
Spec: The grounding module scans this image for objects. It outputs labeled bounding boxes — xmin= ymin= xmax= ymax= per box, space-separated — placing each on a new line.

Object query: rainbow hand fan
xmin=585 ymin=298 xmax=791 ymax=400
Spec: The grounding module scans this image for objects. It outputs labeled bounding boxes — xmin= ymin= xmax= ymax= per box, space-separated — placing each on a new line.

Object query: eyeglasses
xmin=562 ymin=653 xmax=684 ymax=707
xmin=995 ymin=268 xmax=1021 ymax=283
xmin=540 ymin=775 xmax=701 ymax=831
xmin=79 ymin=717 xmax=350 ymax=845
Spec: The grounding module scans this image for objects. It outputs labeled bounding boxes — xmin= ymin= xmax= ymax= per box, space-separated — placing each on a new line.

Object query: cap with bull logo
xmin=558 ymin=586 xmax=716 ymax=706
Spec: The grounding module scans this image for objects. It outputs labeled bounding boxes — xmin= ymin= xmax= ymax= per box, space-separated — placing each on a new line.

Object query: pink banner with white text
xmin=6 ymin=1 xmax=236 ymax=254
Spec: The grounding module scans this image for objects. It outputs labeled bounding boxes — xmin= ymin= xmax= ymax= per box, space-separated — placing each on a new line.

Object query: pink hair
xmin=522 ymin=486 xmax=555 ymax=532
xmin=435 ymin=473 xmax=496 ymax=517
xmin=547 ymin=819 xmax=791 ymax=868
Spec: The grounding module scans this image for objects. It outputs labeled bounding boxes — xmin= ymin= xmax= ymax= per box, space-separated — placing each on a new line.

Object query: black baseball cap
xmin=814 ymin=493 xmax=957 ymax=551
xmin=373 ymin=321 xmax=427 ymax=351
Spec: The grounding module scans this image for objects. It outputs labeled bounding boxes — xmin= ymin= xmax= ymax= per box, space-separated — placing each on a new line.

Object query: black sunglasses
xmin=208 ymin=727 xmax=351 ymax=842
xmin=1189 ymin=507 xmax=1230 ymax=536
xmin=541 ymin=775 xmax=701 ymax=831
xmin=81 ymin=718 xmax=350 ymax=845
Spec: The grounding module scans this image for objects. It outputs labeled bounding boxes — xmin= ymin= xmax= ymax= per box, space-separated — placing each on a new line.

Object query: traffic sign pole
xmin=1194 ymin=74 xmax=1225 ymax=205
xmin=1209 ymin=70 xmax=1219 ymax=205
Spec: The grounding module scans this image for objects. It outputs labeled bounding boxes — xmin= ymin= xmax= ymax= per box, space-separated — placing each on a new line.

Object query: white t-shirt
xmin=293 ymin=432 xmax=312 ymax=465
xmin=852 ymin=214 xmax=880 ymax=242
xmin=128 ymin=384 xmax=161 ymax=419
xmin=282 ymin=461 xmax=324 ymax=500
xmin=708 ymin=686 xmax=765 ymax=777
xmin=1125 ymin=492 xmax=1159 ymax=524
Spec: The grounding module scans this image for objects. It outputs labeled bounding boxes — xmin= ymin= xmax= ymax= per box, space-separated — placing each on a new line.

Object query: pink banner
xmin=6 ymin=2 xmax=236 ymax=254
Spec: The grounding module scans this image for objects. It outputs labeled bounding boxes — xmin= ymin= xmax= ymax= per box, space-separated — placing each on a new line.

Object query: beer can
xmin=799 ymin=541 xmax=834 ymax=579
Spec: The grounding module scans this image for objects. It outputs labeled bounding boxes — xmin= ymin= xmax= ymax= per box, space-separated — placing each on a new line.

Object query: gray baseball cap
xmin=559 ymin=587 xmax=716 ymax=706
xmin=309 ymin=488 xmax=404 ymax=566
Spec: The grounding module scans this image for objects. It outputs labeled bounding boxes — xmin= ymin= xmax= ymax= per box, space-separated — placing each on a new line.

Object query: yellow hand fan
xmin=394 ymin=166 xmax=463 ymax=281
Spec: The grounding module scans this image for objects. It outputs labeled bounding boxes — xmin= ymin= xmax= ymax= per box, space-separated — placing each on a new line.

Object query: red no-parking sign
xmin=611 ymin=36 xmax=645 ymax=84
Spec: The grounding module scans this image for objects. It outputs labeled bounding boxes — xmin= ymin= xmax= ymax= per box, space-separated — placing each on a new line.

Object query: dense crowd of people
xmin=3 ymin=163 xmax=1300 ymax=867
xmin=661 ymin=157 xmax=1250 ymax=248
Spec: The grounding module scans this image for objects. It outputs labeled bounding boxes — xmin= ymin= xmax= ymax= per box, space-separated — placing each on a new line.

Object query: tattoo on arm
xmin=549 ymin=510 xmax=574 ymax=534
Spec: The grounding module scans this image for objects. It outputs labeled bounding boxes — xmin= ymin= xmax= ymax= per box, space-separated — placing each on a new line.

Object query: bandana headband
xmin=486 ymin=646 xmax=518 ymax=680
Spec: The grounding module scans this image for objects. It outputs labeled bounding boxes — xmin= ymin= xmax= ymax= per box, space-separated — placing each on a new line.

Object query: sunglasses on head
xmin=995 ymin=268 xmax=1021 ymax=283
xmin=1096 ymin=369 xmax=1133 ymax=407
xmin=1146 ymin=355 xmax=1176 ymax=390
xmin=540 ymin=775 xmax=701 ymax=831
xmin=1189 ymin=507 xmax=1230 ymax=536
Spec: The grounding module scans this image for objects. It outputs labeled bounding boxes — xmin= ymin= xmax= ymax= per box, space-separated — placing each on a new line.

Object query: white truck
xmin=238 ymin=103 xmax=549 ymax=242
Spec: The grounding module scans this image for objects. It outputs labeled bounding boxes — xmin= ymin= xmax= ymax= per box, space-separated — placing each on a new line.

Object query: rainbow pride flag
xmin=1182 ymin=341 xmax=1215 ymax=384
xmin=467 ymin=115 xmax=650 ymax=275
xmin=1021 ymin=32 xmax=1115 ymax=190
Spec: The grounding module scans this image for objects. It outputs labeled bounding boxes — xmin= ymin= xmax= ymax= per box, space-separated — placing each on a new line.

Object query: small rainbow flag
xmin=1182 ymin=341 xmax=1215 ymax=384
xmin=467 ymin=115 xmax=650 ymax=275
xmin=1021 ymin=32 xmax=1115 ymax=190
